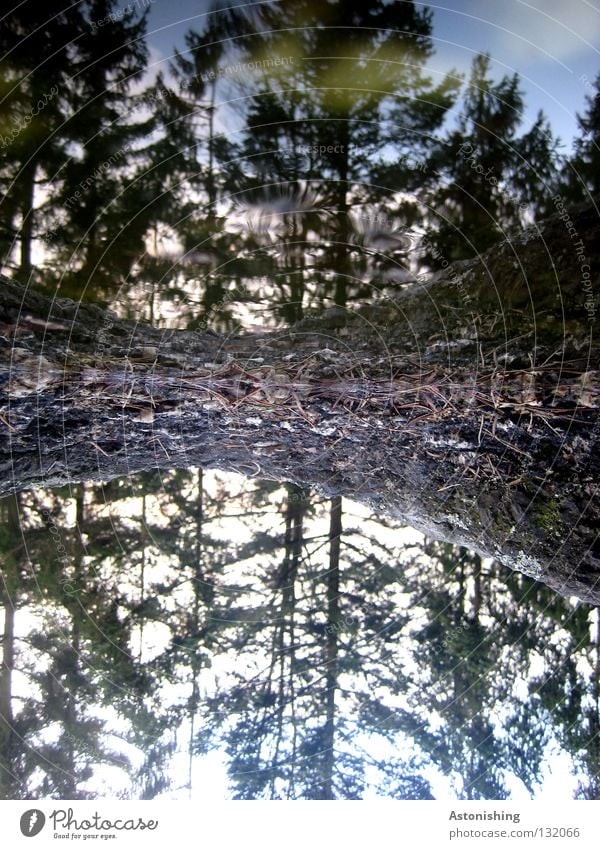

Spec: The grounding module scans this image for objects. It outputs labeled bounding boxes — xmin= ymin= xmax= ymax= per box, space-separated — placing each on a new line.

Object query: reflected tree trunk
xmin=333 ymin=123 xmax=351 ymax=308
xmin=473 ymin=555 xmax=482 ymax=619
xmin=62 ymin=621 xmax=81 ymax=798
xmin=1 ymin=201 xmax=599 ymax=602
xmin=0 ymin=597 xmax=15 ymax=798
xmin=138 ymin=493 xmax=147 ymax=661
xmin=187 ymin=468 xmax=204 ymax=799
xmin=63 ymin=485 xmax=85 ymax=797
xmin=17 ymin=161 xmax=36 ymax=280
xmin=582 ymin=607 xmax=600 ymax=799
xmin=321 ymin=494 xmax=342 ymax=799
xmin=0 ymin=495 xmax=21 ymax=799
xmin=0 ymin=551 xmax=16 ymax=798
xmin=206 ymin=85 xmax=217 ymax=213
xmin=272 ymin=483 xmax=305 ymax=797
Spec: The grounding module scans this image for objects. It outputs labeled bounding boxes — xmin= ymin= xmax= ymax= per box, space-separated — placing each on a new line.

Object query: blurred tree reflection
xmin=1 ymin=0 xmax=598 ymax=804
xmin=0 ymin=1 xmax=84 ymax=278
xmin=2 ymin=476 xmax=599 ymax=800
xmin=423 ymin=54 xmax=560 ymax=264
xmin=561 ymin=71 xmax=600 ymax=202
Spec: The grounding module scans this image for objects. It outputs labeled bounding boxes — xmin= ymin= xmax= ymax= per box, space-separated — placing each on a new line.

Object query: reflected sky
xmin=1 ymin=475 xmax=597 ymax=800
xmin=1 ymin=0 xmax=599 ymax=804
xmin=142 ymin=0 xmax=600 ymax=149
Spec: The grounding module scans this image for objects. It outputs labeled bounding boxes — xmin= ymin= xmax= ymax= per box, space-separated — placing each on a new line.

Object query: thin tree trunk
xmin=333 ymin=123 xmax=350 ymax=307
xmin=206 ymin=84 xmax=217 ymax=213
xmin=272 ymin=483 xmax=304 ymax=797
xmin=139 ymin=493 xmax=146 ymax=661
xmin=1 ymin=201 xmax=599 ymax=602
xmin=472 ymin=554 xmax=482 ymax=619
xmin=187 ymin=468 xmax=204 ymax=799
xmin=321 ymin=494 xmax=342 ymax=799
xmin=0 ymin=495 xmax=20 ymax=799
xmin=63 ymin=620 xmax=80 ymax=798
xmin=0 ymin=577 xmax=16 ymax=800
xmin=590 ymin=607 xmax=600 ymax=798
xmin=18 ymin=160 xmax=36 ymax=279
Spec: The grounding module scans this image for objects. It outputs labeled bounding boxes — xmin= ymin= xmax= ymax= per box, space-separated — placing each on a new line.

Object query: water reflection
xmin=1 ymin=476 xmax=598 ymax=800
xmin=1 ymin=0 xmax=598 ymax=803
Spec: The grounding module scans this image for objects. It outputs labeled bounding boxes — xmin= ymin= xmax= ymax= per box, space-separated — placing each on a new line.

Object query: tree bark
xmin=0 ymin=201 xmax=598 ymax=602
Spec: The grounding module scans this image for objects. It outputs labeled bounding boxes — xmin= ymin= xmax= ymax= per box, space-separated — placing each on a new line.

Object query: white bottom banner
xmin=0 ymin=800 xmax=598 ymax=847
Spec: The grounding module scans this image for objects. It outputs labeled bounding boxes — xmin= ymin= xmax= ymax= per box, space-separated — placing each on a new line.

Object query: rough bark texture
xmin=1 ymin=202 xmax=599 ymax=602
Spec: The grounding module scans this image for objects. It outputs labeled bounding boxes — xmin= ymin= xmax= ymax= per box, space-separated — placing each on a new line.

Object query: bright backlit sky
xmin=140 ymin=0 xmax=600 ymax=152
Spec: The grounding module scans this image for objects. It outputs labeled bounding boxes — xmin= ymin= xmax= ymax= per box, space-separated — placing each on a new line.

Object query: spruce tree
xmin=0 ymin=0 xmax=84 ymax=278
xmin=562 ymin=71 xmax=600 ymax=202
xmin=52 ymin=0 xmax=149 ymax=298
xmin=423 ymin=54 xmax=559 ymax=264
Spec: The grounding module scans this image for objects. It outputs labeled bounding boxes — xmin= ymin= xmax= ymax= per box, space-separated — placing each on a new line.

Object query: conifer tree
xmin=562 ymin=71 xmax=600 ymax=202
xmin=423 ymin=54 xmax=559 ymax=264
xmin=52 ymin=0 xmax=150 ymax=297
xmin=0 ymin=1 xmax=84 ymax=278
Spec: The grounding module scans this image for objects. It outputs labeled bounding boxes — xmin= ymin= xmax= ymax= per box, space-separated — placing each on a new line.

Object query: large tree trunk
xmin=0 ymin=202 xmax=598 ymax=602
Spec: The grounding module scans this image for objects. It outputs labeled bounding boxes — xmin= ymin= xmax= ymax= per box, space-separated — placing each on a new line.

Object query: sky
xmin=138 ymin=0 xmax=600 ymax=152
xmin=8 ymin=0 xmax=598 ymax=803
